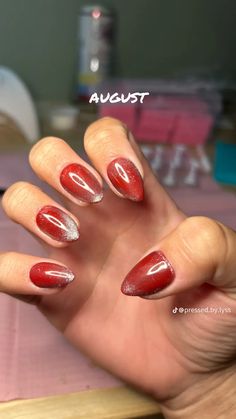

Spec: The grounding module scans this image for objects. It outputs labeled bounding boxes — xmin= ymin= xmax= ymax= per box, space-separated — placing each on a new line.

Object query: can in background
xmin=77 ymin=5 xmax=114 ymax=102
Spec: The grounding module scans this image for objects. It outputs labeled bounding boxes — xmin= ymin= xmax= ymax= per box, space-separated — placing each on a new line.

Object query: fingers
xmin=29 ymin=118 xmax=176 ymax=210
xmin=121 ymin=216 xmax=236 ymax=300
xmin=84 ymin=117 xmax=179 ymax=215
xmin=84 ymin=117 xmax=144 ymax=201
xmin=29 ymin=137 xmax=103 ymax=206
xmin=2 ymin=182 xmax=79 ymax=247
xmin=29 ymin=119 xmax=144 ymax=204
xmin=0 ymin=252 xmax=75 ymax=295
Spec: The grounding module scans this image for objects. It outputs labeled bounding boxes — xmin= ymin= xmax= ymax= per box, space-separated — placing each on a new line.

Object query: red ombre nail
xmin=107 ymin=158 xmax=144 ymax=201
xmin=121 ymin=251 xmax=175 ymax=296
xmin=36 ymin=205 xmax=79 ymax=242
xmin=30 ymin=262 xmax=75 ymax=288
xmin=60 ymin=163 xmax=103 ymax=203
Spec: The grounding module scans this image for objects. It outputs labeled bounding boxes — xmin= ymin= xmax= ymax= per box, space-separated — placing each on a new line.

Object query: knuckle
xmin=99 ymin=116 xmax=126 ymax=129
xmin=187 ymin=216 xmax=222 ymax=241
xmin=178 ymin=216 xmax=224 ymax=260
xmin=84 ymin=117 xmax=127 ymax=155
xmin=29 ymin=137 xmax=63 ymax=169
xmin=0 ymin=252 xmax=17 ymax=287
xmin=2 ymin=182 xmax=31 ymax=218
xmin=85 ymin=127 xmax=115 ymax=155
xmin=86 ymin=117 xmax=124 ymax=135
xmin=0 ymin=251 xmax=16 ymax=266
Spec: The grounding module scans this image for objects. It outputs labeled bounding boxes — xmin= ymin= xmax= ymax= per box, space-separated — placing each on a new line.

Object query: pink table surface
xmin=0 ymin=152 xmax=236 ymax=402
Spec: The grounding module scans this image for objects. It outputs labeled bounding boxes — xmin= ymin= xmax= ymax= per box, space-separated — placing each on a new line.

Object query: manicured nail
xmin=60 ymin=163 xmax=103 ymax=203
xmin=121 ymin=251 xmax=175 ymax=296
xmin=36 ymin=205 xmax=79 ymax=242
xmin=107 ymin=158 xmax=144 ymax=201
xmin=30 ymin=262 xmax=75 ymax=288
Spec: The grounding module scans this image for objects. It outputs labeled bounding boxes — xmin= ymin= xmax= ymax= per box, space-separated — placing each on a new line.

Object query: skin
xmin=1 ymin=118 xmax=236 ymax=418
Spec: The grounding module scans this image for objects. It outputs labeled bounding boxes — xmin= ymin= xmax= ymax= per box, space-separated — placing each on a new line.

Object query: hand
xmin=1 ymin=118 xmax=236 ymax=418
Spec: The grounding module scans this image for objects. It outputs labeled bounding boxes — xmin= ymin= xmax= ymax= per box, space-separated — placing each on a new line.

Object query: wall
xmin=0 ymin=0 xmax=235 ymax=101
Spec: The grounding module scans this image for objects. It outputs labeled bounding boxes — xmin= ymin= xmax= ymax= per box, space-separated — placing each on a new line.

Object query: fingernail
xmin=121 ymin=251 xmax=175 ymax=296
xmin=107 ymin=158 xmax=144 ymax=201
xmin=36 ymin=205 xmax=79 ymax=242
xmin=60 ymin=163 xmax=103 ymax=203
xmin=30 ymin=262 xmax=75 ymax=288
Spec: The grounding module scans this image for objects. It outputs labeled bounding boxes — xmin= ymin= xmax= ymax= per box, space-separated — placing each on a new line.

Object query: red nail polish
xmin=121 ymin=251 xmax=175 ymax=296
xmin=60 ymin=163 xmax=103 ymax=203
xmin=36 ymin=205 xmax=79 ymax=242
xmin=107 ymin=158 xmax=144 ymax=201
xmin=30 ymin=262 xmax=75 ymax=288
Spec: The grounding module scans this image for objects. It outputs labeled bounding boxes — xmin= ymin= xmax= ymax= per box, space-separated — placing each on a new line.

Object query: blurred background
xmin=1 ymin=0 xmax=236 ymax=189
xmin=1 ymin=0 xmax=236 ymax=101
xmin=0 ymin=0 xmax=236 ymax=218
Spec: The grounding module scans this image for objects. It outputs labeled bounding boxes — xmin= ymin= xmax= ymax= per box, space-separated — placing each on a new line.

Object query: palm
xmin=36 ymin=167 xmax=236 ymax=400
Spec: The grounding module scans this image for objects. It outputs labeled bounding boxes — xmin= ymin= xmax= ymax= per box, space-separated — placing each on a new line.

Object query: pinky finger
xmin=0 ymin=252 xmax=75 ymax=296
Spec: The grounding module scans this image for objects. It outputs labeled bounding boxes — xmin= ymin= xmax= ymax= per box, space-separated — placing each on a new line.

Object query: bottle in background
xmin=77 ymin=5 xmax=114 ymax=102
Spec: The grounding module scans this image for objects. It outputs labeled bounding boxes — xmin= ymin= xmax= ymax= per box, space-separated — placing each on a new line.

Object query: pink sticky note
xmin=171 ymin=113 xmax=214 ymax=145
xmin=134 ymin=109 xmax=176 ymax=143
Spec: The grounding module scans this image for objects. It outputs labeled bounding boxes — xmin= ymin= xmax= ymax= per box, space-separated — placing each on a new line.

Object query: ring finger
xmin=2 ymin=182 xmax=80 ymax=247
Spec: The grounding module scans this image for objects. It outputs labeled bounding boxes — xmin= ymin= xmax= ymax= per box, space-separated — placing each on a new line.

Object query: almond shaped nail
xmin=60 ymin=163 xmax=103 ymax=203
xmin=30 ymin=262 xmax=75 ymax=288
xmin=121 ymin=251 xmax=175 ymax=296
xmin=36 ymin=205 xmax=79 ymax=242
xmin=107 ymin=157 xmax=144 ymax=201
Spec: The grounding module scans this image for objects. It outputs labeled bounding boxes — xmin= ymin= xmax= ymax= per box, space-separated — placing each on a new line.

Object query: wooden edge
xmin=0 ymin=386 xmax=161 ymax=419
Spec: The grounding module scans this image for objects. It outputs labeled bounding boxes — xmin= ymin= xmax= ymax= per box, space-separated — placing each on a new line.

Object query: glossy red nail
xmin=107 ymin=158 xmax=144 ymax=201
xmin=36 ymin=205 xmax=79 ymax=242
xmin=30 ymin=262 xmax=75 ymax=288
xmin=60 ymin=163 xmax=103 ymax=203
xmin=121 ymin=251 xmax=175 ymax=296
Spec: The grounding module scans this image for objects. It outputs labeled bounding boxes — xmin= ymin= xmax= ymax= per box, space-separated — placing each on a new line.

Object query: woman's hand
xmin=1 ymin=118 xmax=236 ymax=418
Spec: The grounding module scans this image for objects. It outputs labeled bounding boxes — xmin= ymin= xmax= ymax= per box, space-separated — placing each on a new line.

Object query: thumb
xmin=121 ymin=216 xmax=236 ymax=300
